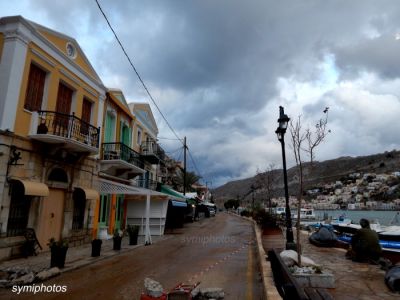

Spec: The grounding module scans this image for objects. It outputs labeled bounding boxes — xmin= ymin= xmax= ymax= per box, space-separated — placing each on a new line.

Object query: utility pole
xmin=183 ymin=136 xmax=187 ymax=195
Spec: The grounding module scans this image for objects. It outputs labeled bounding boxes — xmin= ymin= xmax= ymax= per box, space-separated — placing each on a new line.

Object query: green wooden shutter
xmin=105 ymin=113 xmax=115 ymax=143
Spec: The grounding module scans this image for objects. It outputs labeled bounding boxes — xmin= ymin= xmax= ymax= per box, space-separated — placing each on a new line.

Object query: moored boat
xmin=291 ymin=207 xmax=317 ymax=220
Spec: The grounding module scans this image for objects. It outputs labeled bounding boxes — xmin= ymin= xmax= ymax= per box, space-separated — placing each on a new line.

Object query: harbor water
xmin=315 ymin=210 xmax=399 ymax=226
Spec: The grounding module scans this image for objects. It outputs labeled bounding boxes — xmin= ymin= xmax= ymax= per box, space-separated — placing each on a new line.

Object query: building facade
xmin=0 ymin=16 xmax=188 ymax=260
xmin=0 ymin=16 xmax=105 ymax=259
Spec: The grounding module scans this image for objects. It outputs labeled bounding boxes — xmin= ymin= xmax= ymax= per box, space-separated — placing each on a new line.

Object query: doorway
xmin=36 ymin=189 xmax=65 ymax=250
xmin=114 ymin=195 xmax=124 ymax=230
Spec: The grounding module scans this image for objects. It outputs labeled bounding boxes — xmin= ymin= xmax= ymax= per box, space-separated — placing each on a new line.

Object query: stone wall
xmin=0 ymin=131 xmax=100 ymax=260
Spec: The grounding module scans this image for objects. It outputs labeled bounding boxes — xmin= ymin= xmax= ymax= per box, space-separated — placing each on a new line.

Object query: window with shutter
xmin=80 ymin=98 xmax=92 ymax=135
xmin=54 ymin=83 xmax=73 ymax=136
xmin=24 ymin=64 xmax=46 ymax=111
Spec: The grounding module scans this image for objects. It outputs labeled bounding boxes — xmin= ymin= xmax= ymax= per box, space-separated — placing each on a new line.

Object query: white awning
xmin=11 ymin=179 xmax=49 ymax=197
xmin=99 ymin=178 xmax=167 ymax=197
xmin=74 ymin=187 xmax=99 ymax=200
xmin=100 ymin=179 xmax=141 ymax=194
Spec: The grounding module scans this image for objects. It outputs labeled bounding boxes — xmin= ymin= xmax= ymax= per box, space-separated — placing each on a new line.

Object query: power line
xmin=165 ymin=147 xmax=183 ymax=155
xmin=94 ymin=0 xmax=206 ymax=183
xmin=176 ymin=147 xmax=184 ymax=163
xmin=158 ymin=137 xmax=184 ymax=141
xmin=187 ymin=148 xmax=202 ymax=179
xmin=94 ymin=0 xmax=183 ymax=145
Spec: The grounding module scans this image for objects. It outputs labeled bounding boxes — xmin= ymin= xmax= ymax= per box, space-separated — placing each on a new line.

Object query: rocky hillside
xmin=213 ymin=150 xmax=400 ymax=206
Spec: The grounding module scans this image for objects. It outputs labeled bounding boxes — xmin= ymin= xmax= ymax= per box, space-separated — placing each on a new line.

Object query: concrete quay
xmin=261 ymin=227 xmax=399 ymax=300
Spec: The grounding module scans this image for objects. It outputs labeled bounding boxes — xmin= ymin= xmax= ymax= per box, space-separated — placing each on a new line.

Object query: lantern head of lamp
xmin=275 ymin=127 xmax=283 ymax=142
xmin=277 ymin=106 xmax=290 ymax=132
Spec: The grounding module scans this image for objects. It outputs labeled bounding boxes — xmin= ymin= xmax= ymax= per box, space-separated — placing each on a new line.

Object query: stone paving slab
xmin=262 ymin=228 xmax=400 ymax=299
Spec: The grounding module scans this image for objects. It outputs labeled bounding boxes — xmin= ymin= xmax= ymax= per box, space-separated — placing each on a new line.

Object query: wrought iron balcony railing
xmin=141 ymin=141 xmax=165 ymax=163
xmin=131 ymin=178 xmax=159 ymax=191
xmin=101 ymin=142 xmax=144 ymax=170
xmin=34 ymin=110 xmax=100 ymax=148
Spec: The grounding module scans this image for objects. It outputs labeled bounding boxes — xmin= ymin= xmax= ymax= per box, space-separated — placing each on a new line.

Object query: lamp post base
xmin=286 ymin=241 xmax=297 ymax=251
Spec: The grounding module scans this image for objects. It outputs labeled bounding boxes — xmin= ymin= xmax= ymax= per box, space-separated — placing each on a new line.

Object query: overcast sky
xmin=2 ymin=1 xmax=400 ymax=187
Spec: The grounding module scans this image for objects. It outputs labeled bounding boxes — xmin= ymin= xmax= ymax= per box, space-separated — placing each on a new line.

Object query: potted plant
xmin=48 ymin=238 xmax=69 ymax=268
xmin=113 ymin=229 xmax=123 ymax=250
xmin=127 ymin=225 xmax=140 ymax=245
xmin=91 ymin=238 xmax=102 ymax=257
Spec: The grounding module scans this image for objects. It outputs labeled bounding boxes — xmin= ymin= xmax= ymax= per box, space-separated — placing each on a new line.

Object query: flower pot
xmin=127 ymin=225 xmax=140 ymax=246
xmin=113 ymin=236 xmax=122 ymax=250
xmin=129 ymin=233 xmax=138 ymax=245
xmin=50 ymin=246 xmax=68 ymax=268
xmin=91 ymin=239 xmax=102 ymax=257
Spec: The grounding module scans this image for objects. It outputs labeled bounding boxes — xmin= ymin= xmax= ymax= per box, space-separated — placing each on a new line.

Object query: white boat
xmin=274 ymin=207 xmax=286 ymax=216
xmin=291 ymin=208 xmax=316 ymax=220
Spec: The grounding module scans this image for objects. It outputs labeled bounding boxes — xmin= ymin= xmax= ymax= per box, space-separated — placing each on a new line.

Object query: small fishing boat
xmin=291 ymin=207 xmax=317 ymax=220
xmin=338 ymin=235 xmax=400 ymax=251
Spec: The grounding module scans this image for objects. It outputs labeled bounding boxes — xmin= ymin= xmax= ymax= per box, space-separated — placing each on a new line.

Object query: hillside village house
xmin=0 ymin=16 xmax=105 ymax=259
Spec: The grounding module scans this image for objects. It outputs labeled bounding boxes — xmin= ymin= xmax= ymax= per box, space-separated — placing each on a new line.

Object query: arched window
xmin=6 ymin=182 xmax=32 ymax=237
xmin=48 ymin=168 xmax=68 ymax=183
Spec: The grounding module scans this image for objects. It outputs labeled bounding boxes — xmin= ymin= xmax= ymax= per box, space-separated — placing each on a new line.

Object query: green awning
xmin=186 ymin=198 xmax=197 ymax=205
xmin=160 ymin=185 xmax=186 ymax=200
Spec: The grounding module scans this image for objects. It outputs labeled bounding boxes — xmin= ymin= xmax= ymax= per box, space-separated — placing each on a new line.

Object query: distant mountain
xmin=213 ymin=150 xmax=400 ymax=207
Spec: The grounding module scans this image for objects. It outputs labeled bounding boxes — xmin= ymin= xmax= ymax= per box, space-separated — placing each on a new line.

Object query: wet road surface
xmin=2 ymin=213 xmax=263 ymax=299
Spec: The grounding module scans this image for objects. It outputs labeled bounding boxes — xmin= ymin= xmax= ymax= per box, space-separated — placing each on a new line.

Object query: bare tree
xmin=255 ymin=164 xmax=276 ymax=213
xmin=289 ymin=115 xmax=307 ymax=265
xmin=305 ymin=107 xmax=330 ymax=165
xmin=265 ymin=163 xmax=276 ymax=214
xmin=289 ymin=109 xmax=330 ymax=266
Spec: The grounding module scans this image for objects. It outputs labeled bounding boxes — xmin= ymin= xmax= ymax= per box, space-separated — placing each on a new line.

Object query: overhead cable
xmin=95 ymin=0 xmax=183 ymax=144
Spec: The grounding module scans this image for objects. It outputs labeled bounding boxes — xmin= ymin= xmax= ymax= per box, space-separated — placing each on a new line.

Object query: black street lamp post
xmin=275 ymin=106 xmax=296 ymax=250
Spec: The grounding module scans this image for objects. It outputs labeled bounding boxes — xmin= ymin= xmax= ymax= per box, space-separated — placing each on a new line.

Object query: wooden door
xmin=80 ymin=98 xmax=92 ymax=135
xmin=36 ymin=189 xmax=65 ymax=250
xmin=114 ymin=195 xmax=124 ymax=230
xmin=54 ymin=83 xmax=73 ymax=136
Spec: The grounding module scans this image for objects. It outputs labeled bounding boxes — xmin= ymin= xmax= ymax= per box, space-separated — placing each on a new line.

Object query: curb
xmin=253 ymin=223 xmax=282 ymax=300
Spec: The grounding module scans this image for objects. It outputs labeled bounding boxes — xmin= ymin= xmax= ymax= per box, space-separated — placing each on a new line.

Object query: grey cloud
xmin=11 ymin=0 xmax=400 ymax=186
xmin=335 ymin=35 xmax=400 ymax=79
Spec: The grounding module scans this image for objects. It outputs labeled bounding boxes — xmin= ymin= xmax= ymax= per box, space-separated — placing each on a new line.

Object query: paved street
xmin=1 ymin=213 xmax=263 ymax=299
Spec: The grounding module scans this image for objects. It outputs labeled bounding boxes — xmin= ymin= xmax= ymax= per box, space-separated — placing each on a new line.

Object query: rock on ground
xmin=144 ymin=277 xmax=164 ymax=297
xmin=11 ymin=272 xmax=35 ymax=285
xmin=35 ymin=267 xmax=60 ymax=282
xmin=199 ymin=287 xmax=224 ymax=299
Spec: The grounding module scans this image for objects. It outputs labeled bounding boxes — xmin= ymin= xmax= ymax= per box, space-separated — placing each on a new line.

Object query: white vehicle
xmin=203 ymin=202 xmax=216 ymax=217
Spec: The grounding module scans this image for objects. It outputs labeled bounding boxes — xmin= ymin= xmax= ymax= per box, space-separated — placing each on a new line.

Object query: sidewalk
xmin=0 ymin=235 xmax=171 ymax=276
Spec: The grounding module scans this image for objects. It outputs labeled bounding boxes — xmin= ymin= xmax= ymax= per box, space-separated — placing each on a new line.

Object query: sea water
xmin=314 ymin=210 xmax=399 ymax=226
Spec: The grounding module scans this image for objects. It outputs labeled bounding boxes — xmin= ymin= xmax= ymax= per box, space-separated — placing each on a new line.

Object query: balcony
xmin=100 ymin=142 xmax=145 ymax=179
xmin=131 ymin=178 xmax=160 ymax=191
xmin=141 ymin=141 xmax=165 ymax=164
xmin=29 ymin=111 xmax=100 ymax=154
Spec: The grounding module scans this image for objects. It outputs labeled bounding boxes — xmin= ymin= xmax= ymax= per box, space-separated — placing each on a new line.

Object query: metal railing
xmin=101 ymin=142 xmax=144 ymax=170
xmin=36 ymin=110 xmax=99 ymax=148
xmin=141 ymin=141 xmax=165 ymax=161
xmin=131 ymin=178 xmax=159 ymax=191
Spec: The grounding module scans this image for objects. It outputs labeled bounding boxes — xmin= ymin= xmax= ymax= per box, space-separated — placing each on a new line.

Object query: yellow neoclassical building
xmin=0 ymin=15 xmax=106 ymax=259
